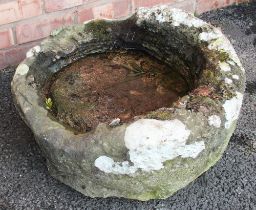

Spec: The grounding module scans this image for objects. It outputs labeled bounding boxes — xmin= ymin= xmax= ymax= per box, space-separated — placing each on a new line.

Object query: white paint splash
xmin=95 ymin=119 xmax=205 ymax=175
xmin=208 ymin=115 xmax=221 ymax=128
xmin=223 ymin=92 xmax=243 ymax=129
xmin=225 ymin=78 xmax=233 ymax=84
xmin=26 ymin=45 xmax=41 ymax=58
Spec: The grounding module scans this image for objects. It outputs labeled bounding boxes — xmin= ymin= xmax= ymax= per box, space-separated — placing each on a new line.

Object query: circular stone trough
xmin=11 ymin=5 xmax=245 ymax=201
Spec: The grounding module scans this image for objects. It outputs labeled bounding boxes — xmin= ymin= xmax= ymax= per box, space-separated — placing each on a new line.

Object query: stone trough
xmin=11 ymin=5 xmax=245 ymax=201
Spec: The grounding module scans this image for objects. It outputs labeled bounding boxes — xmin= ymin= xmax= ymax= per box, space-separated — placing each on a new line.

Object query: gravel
xmin=0 ymin=2 xmax=256 ymax=209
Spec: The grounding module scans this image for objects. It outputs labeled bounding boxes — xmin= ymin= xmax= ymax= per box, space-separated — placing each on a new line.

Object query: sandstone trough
xmin=11 ymin=5 xmax=245 ymax=201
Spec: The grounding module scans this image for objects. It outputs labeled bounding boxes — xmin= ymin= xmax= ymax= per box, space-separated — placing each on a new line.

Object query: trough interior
xmin=34 ymin=18 xmax=207 ymax=133
xmin=44 ymin=50 xmax=190 ymax=132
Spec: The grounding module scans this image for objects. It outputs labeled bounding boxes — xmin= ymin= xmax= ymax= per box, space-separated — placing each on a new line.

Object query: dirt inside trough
xmin=45 ymin=50 xmax=189 ymax=132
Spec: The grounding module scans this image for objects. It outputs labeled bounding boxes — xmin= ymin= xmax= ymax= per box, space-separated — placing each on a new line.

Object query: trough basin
xmin=11 ymin=5 xmax=245 ymax=201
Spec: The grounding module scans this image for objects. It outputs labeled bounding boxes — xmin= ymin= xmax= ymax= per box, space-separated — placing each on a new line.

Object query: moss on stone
xmin=187 ymin=95 xmax=222 ymax=114
xmin=200 ymin=68 xmax=221 ymax=87
xmin=84 ymin=20 xmax=112 ymax=40
xmin=218 ymin=50 xmax=230 ymax=62
xmin=219 ymin=83 xmax=236 ymax=100
xmin=146 ymin=110 xmax=174 ymax=120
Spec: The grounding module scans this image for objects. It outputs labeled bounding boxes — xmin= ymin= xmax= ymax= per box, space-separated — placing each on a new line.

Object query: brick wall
xmin=0 ymin=0 xmax=250 ymax=69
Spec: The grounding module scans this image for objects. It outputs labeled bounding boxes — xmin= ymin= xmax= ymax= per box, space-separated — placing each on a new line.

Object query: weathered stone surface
xmin=11 ymin=5 xmax=245 ymax=201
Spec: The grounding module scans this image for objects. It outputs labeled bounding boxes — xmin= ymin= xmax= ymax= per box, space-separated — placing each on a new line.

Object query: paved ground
xmin=0 ymin=2 xmax=256 ymax=210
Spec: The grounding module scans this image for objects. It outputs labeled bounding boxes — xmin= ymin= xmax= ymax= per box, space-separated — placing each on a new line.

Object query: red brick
xmin=0 ymin=29 xmax=14 ymax=49
xmin=133 ymin=0 xmax=175 ymax=9
xmin=0 ymin=1 xmax=21 ymax=25
xmin=196 ymin=0 xmax=236 ymax=14
xmin=19 ymin=0 xmax=42 ymax=19
xmin=0 ymin=52 xmax=7 ymax=70
xmin=16 ymin=14 xmax=74 ymax=44
xmin=169 ymin=0 xmax=196 ymax=13
xmin=236 ymin=0 xmax=249 ymax=3
xmin=113 ymin=0 xmax=132 ymax=18
xmin=44 ymin=0 xmax=83 ymax=12
xmin=93 ymin=3 xmax=114 ymax=19
xmin=0 ymin=0 xmax=42 ymax=25
xmin=77 ymin=8 xmax=94 ymax=23
xmin=5 ymin=44 xmax=29 ymax=65
xmin=5 ymin=47 xmax=27 ymax=65
xmin=0 ymin=41 xmax=41 ymax=69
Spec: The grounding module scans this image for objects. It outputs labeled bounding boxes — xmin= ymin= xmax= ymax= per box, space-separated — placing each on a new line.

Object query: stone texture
xmin=11 ymin=5 xmax=245 ymax=201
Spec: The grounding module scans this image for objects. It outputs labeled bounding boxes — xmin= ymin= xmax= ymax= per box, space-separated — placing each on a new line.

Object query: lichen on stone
xmin=26 ymin=45 xmax=41 ymax=58
xmin=207 ymin=37 xmax=244 ymax=72
xmin=219 ymin=83 xmax=236 ymax=100
xmin=199 ymin=30 xmax=222 ymax=42
xmin=136 ymin=6 xmax=205 ymax=28
xmin=16 ymin=63 xmax=29 ymax=76
xmin=224 ymin=78 xmax=233 ymax=84
xmin=187 ymin=95 xmax=222 ymax=114
xmin=219 ymin=62 xmax=231 ymax=72
xmin=208 ymin=115 xmax=221 ymax=128
xmin=223 ymin=92 xmax=243 ymax=129
xmin=95 ymin=119 xmax=205 ymax=175
xmin=232 ymin=75 xmax=239 ymax=80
